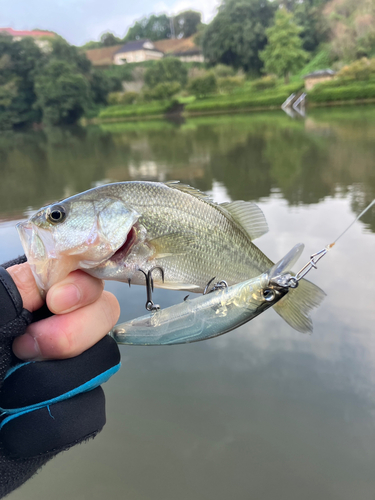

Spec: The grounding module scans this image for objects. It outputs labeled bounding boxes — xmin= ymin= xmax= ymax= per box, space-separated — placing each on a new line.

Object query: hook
xmin=203 ymin=277 xmax=228 ymax=295
xmin=138 ymin=267 xmax=164 ymax=311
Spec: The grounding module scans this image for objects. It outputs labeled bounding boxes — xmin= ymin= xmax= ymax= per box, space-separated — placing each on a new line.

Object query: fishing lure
xmin=111 ymin=243 xmax=304 ymax=345
xmin=111 ymin=200 xmax=375 ymax=346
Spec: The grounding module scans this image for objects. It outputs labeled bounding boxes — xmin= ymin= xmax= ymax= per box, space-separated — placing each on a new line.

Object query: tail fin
xmin=273 ymin=278 xmax=326 ymax=333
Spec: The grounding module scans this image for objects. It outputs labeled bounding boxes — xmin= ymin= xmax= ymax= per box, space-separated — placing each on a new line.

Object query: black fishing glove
xmin=0 ymin=257 xmax=121 ymax=498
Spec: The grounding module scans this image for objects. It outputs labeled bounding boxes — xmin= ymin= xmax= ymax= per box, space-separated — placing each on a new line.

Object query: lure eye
xmin=263 ymin=289 xmax=276 ymax=302
xmin=47 ymin=205 xmax=66 ymax=224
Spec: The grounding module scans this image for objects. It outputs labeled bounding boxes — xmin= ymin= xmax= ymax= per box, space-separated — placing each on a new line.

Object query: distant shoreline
xmin=87 ymin=97 xmax=375 ymax=125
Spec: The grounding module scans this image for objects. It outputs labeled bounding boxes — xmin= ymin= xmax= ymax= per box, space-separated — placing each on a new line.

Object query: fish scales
xmin=17 ymin=181 xmax=325 ymax=332
xmin=104 ymin=182 xmax=272 ymax=290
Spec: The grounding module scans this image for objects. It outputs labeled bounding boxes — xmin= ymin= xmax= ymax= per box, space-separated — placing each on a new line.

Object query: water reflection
xmin=1 ymin=108 xmax=375 ymax=230
xmin=1 ymin=108 xmax=375 ymax=500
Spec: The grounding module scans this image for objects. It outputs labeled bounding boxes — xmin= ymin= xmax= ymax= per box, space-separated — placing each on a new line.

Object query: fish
xmin=17 ymin=181 xmax=325 ymax=333
xmin=111 ymin=244 xmax=304 ymax=345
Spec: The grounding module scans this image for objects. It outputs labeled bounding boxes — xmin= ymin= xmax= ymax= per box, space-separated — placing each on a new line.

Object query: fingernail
xmin=13 ymin=333 xmax=41 ymax=360
xmin=48 ymin=284 xmax=81 ymax=313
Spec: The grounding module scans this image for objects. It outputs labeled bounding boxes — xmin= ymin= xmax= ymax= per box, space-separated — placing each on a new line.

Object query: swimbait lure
xmin=111 ymin=243 xmax=304 ymax=345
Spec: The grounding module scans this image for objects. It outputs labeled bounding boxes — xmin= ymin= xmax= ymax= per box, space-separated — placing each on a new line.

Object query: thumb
xmin=6 ymin=263 xmax=44 ymax=313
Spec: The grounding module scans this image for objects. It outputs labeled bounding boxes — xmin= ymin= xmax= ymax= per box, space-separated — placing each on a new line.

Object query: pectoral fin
xmin=149 ymin=233 xmax=197 ymax=258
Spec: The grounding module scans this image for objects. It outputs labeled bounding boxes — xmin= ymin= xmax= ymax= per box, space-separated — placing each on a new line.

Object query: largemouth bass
xmin=17 ymin=181 xmax=325 ymax=333
xmin=111 ymin=244 xmax=303 ymax=345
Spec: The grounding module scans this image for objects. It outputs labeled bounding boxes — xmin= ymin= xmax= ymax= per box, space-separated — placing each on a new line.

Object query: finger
xmin=6 ymin=263 xmax=43 ymax=312
xmin=47 ymin=270 xmax=104 ymax=314
xmin=12 ymin=291 xmax=120 ymax=361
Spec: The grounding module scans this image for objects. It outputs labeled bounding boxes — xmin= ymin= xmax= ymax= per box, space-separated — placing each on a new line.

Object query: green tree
xmin=0 ymin=35 xmax=44 ymax=128
xmin=34 ymin=60 xmax=91 ymax=125
xmin=100 ymin=32 xmax=121 ymax=47
xmin=144 ymin=58 xmax=188 ymax=87
xmin=125 ymin=14 xmax=171 ymax=41
xmin=174 ymin=11 xmax=202 ymax=38
xmin=293 ymin=1 xmax=329 ymax=53
xmin=50 ymin=38 xmax=92 ymax=74
xmin=81 ymin=40 xmax=102 ymax=50
xmin=202 ymin=0 xmax=277 ymax=73
xmin=260 ymin=9 xmax=308 ymax=82
xmin=0 ymin=34 xmax=112 ymax=129
xmin=276 ymin=0 xmax=330 ymax=53
xmin=89 ymin=70 xmax=112 ymax=105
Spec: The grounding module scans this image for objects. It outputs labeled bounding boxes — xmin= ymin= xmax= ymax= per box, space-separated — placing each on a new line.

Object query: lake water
xmin=2 ymin=107 xmax=375 ymax=500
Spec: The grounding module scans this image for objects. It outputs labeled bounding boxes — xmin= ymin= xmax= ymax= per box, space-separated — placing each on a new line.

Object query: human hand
xmin=0 ymin=260 xmax=121 ymax=498
xmin=7 ymin=263 xmax=120 ymax=360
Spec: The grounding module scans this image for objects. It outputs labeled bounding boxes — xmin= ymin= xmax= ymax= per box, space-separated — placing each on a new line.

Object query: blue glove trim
xmin=0 ymin=362 xmax=121 ymax=429
xmin=4 ymin=362 xmax=33 ymax=380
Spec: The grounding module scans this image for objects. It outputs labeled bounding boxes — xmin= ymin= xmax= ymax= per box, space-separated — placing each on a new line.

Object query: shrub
xmin=188 ymin=66 xmax=207 ymax=80
xmin=107 ymin=92 xmax=121 ymax=105
xmin=119 ymin=91 xmax=138 ymax=105
xmin=217 ymin=76 xmax=245 ymax=93
xmin=308 ymin=82 xmax=375 ymax=102
xmin=185 ymin=93 xmax=289 ymax=113
xmin=251 ymin=75 xmax=278 ymax=90
xmin=213 ymin=64 xmax=235 ymax=78
xmin=143 ymin=81 xmax=181 ymax=101
xmin=107 ymin=91 xmax=138 ymax=105
xmin=144 ymin=58 xmax=188 ymax=87
xmin=188 ymin=72 xmax=218 ymax=98
xmin=336 ymin=57 xmax=375 ymax=81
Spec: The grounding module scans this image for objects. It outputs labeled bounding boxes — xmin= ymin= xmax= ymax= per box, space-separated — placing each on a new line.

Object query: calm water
xmin=2 ymin=107 xmax=375 ymax=500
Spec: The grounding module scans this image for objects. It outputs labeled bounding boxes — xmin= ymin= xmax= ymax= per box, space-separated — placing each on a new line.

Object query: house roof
xmin=303 ymin=69 xmax=336 ymax=79
xmin=115 ymin=39 xmax=163 ymax=54
xmin=153 ymin=36 xmax=201 ymax=55
xmin=85 ymin=45 xmax=124 ymax=66
xmin=0 ymin=27 xmax=55 ymax=38
xmin=84 ymin=36 xmax=201 ymax=67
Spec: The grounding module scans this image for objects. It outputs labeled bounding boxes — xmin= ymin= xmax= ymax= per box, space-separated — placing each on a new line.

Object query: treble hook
xmin=138 ymin=267 xmax=165 ymax=311
xmin=203 ymin=277 xmax=228 ymax=295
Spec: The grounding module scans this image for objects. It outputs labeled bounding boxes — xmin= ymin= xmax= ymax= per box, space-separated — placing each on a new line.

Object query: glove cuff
xmin=0 ymin=267 xmax=33 ymax=385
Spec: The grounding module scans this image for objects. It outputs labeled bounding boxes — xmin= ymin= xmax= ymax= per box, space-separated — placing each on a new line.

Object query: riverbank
xmin=92 ymin=97 xmax=375 ymax=124
xmin=89 ymin=82 xmax=375 ymax=124
xmin=90 ymin=79 xmax=375 ymax=124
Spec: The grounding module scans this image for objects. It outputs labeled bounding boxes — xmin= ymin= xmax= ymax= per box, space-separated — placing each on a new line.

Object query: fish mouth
xmin=16 ymin=220 xmax=58 ymax=293
xmin=108 ymin=225 xmax=137 ymax=263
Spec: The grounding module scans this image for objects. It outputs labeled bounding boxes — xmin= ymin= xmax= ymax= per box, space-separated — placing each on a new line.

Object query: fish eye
xmin=47 ymin=205 xmax=66 ymax=224
xmin=263 ymin=289 xmax=276 ymax=302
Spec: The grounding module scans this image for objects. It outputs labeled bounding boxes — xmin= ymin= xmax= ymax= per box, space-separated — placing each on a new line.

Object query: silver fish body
xmin=72 ymin=181 xmax=273 ymax=291
xmin=17 ymin=181 xmax=325 ymax=333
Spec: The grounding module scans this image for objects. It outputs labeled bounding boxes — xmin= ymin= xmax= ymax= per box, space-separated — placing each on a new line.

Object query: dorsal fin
xmin=166 ymin=181 xmax=214 ymax=203
xmin=219 ymin=201 xmax=268 ymax=240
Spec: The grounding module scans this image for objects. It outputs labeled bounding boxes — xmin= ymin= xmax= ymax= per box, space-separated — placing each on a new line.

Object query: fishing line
xmin=291 ymin=198 xmax=375 ymax=284
xmin=329 ymin=198 xmax=375 ymax=247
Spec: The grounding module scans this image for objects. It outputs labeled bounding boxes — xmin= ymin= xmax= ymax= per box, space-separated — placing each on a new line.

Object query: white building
xmin=113 ymin=40 xmax=163 ymax=65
